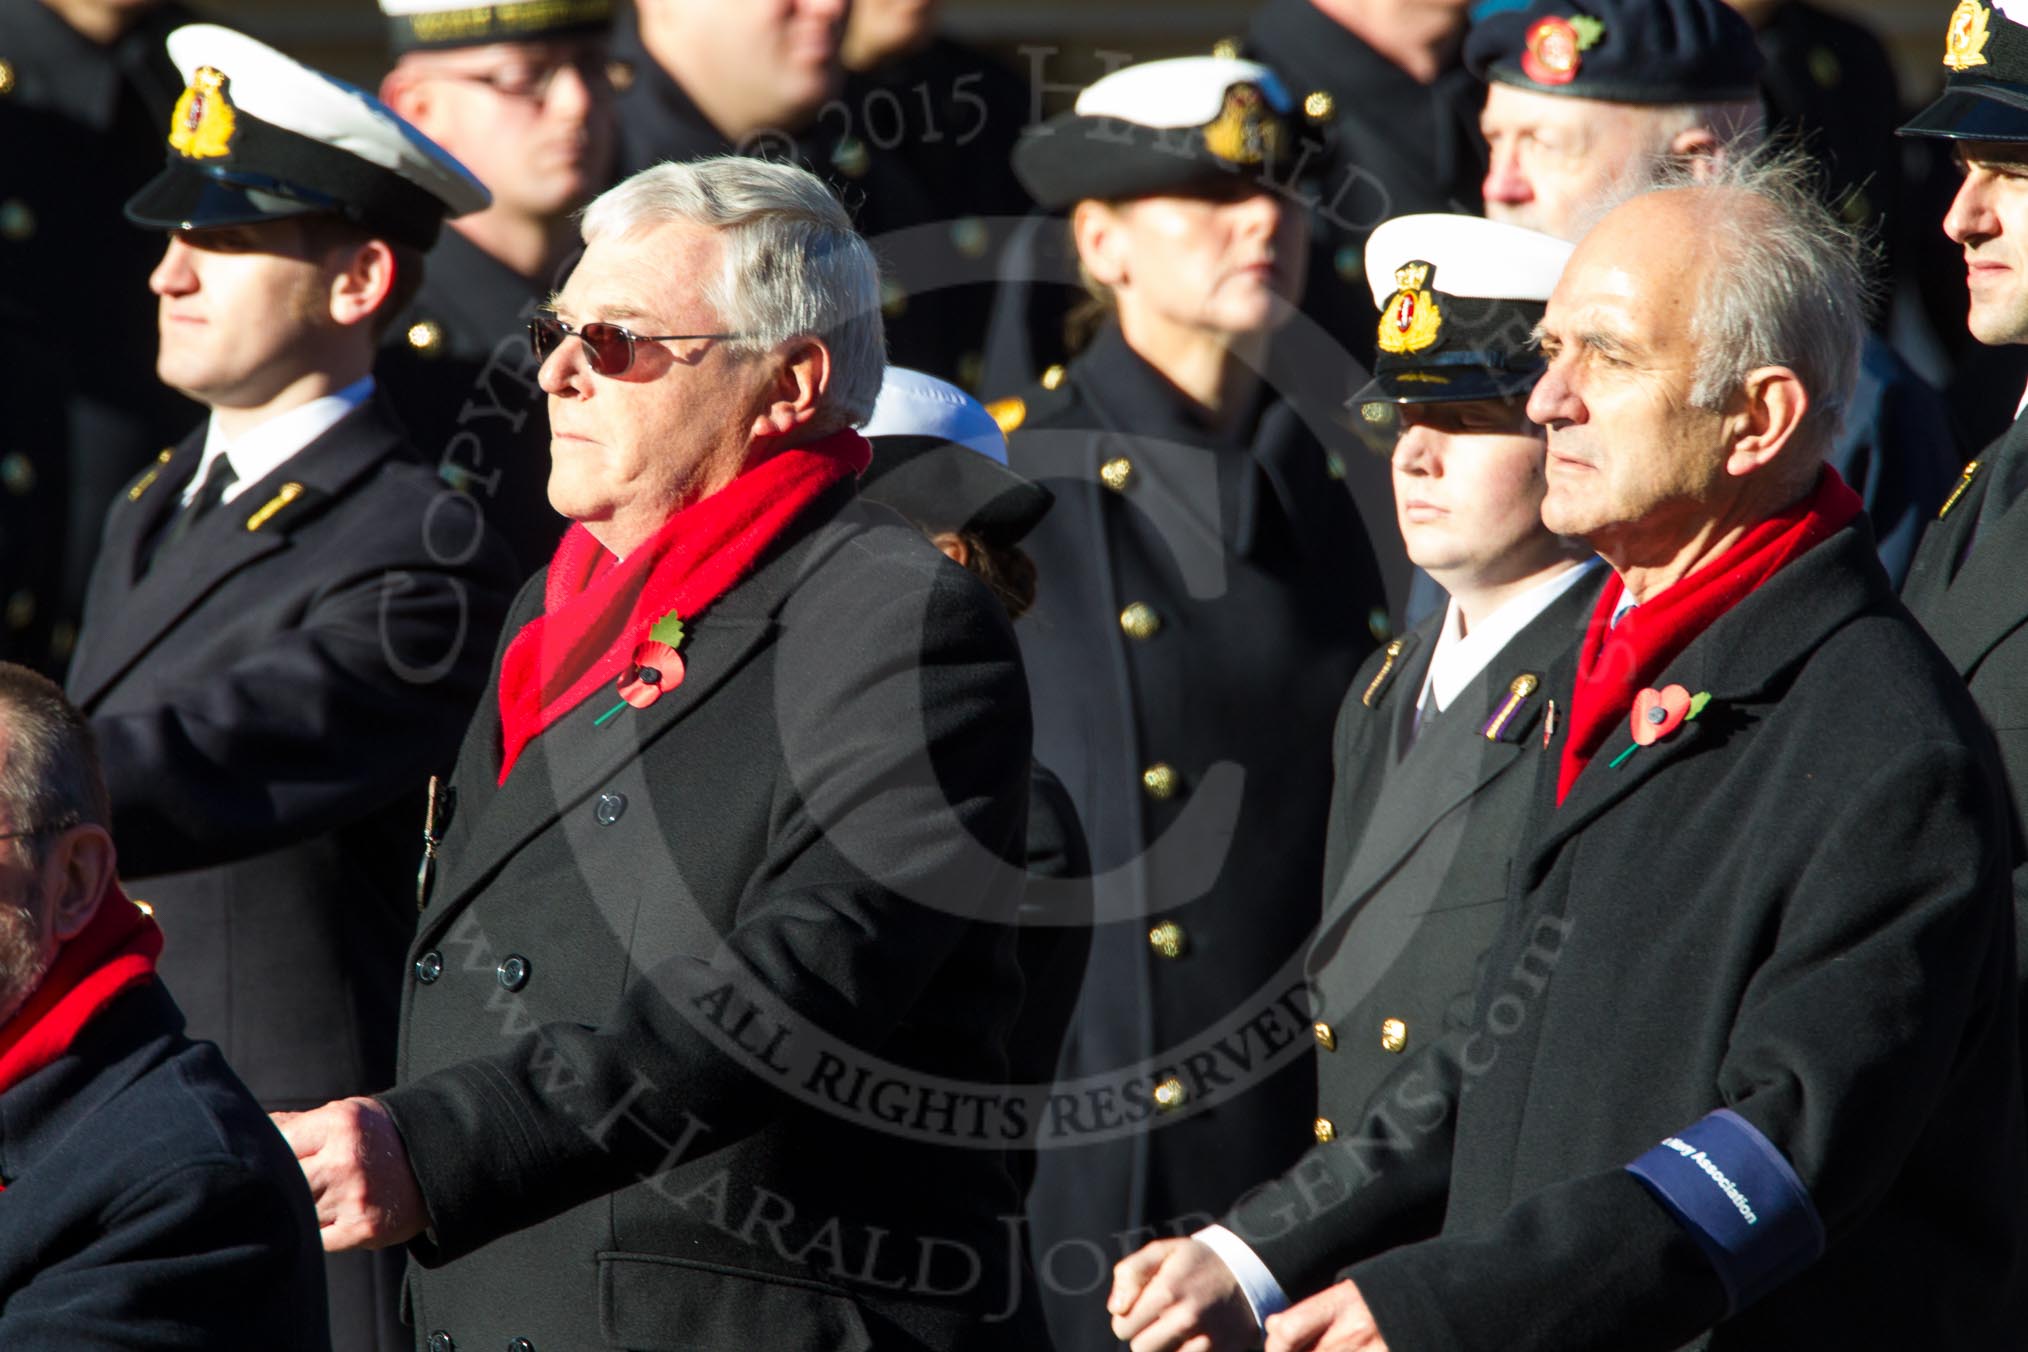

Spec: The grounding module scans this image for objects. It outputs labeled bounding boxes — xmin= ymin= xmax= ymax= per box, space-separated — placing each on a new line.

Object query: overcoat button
xmin=415 ymin=951 xmax=443 ymax=984
xmin=1147 ymin=920 xmax=1187 ymax=959
xmin=497 ymin=955 xmax=530 ymax=992
xmin=1152 ymin=1076 xmax=1187 ymax=1111
xmin=1313 ymin=1021 xmax=1337 ymax=1052
xmin=1119 ymin=602 xmax=1162 ymax=641
xmin=1315 ymin=1116 xmax=1336 ymax=1143
xmin=1141 ymin=763 xmax=1179 ymax=800
xmin=595 ymin=791 xmax=626 ymax=825
xmin=1380 ymin=1017 xmax=1407 ymax=1053
xmin=1100 ymin=457 xmax=1134 ymax=492
xmin=427 ymin=1333 xmax=454 ymax=1352
xmin=508 ymin=1340 xmax=535 ymax=1352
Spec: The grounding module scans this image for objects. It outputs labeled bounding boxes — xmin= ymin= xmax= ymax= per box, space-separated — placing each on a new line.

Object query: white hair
xmin=581 ymin=156 xmax=886 ymax=430
xmin=1644 ymin=147 xmax=1872 ymax=461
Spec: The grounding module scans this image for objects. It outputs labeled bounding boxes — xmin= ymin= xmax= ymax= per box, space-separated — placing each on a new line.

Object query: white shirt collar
xmin=1417 ymin=558 xmax=1601 ymax=715
xmin=1611 ymin=584 xmax=1639 ymax=628
xmin=188 ymin=375 xmax=375 ymax=506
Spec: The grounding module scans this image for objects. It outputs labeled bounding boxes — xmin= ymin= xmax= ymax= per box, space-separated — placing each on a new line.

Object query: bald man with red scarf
xmin=1112 ymin=169 xmax=2027 ymax=1352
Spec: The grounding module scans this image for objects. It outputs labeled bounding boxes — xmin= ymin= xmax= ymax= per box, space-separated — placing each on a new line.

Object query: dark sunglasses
xmin=527 ymin=314 xmax=742 ymax=376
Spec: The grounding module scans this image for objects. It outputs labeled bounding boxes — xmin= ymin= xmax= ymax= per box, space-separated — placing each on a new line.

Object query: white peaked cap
xmin=862 ymin=367 xmax=1009 ymax=465
xmin=1074 ymin=56 xmax=1293 ymax=127
xmin=1363 ymin=214 xmax=1575 ymax=308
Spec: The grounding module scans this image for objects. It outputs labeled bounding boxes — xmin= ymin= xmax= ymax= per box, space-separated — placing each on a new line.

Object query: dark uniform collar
xmin=611 ymin=8 xmax=738 ymax=168
xmin=419 ymin=228 xmax=550 ymax=353
xmin=1 ymin=0 xmax=190 ymax=131
xmin=1248 ymin=0 xmax=1434 ymax=102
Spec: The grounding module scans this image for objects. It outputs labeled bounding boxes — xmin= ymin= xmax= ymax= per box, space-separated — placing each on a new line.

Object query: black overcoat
xmin=380 ymin=485 xmax=1041 ymax=1351
xmin=1229 ymin=524 xmax=2028 ymax=1349
xmin=1002 ymin=323 xmax=1385 ymax=1349
xmin=0 ymin=980 xmax=329 ymax=1348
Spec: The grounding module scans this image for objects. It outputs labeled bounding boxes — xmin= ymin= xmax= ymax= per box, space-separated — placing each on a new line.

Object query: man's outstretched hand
xmin=1107 ymin=1236 xmax=1258 ymax=1352
xmin=271 ymin=1096 xmax=427 ymax=1252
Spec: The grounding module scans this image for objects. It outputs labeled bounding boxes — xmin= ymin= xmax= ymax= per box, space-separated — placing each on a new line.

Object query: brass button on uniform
xmin=606 ymin=58 xmax=635 ymax=92
xmin=1152 ymin=1076 xmax=1188 ymax=1111
xmin=1380 ymin=1017 xmax=1408 ymax=1053
xmin=1040 ymin=363 xmax=1066 ymax=391
xmin=1314 ymin=1116 xmax=1336 ymax=1143
xmin=1119 ymin=602 xmax=1162 ymax=641
xmin=1100 ymin=457 xmax=1134 ymax=493
xmin=1313 ymin=1021 xmax=1337 ymax=1052
xmin=1 ymin=453 xmax=33 ymax=495
xmin=4 ymin=589 xmax=32 ymax=631
xmin=0 ymin=60 xmax=15 ymax=96
xmin=1147 ymin=920 xmax=1187 ymax=960
xmin=1304 ymin=89 xmax=1335 ymax=121
xmin=405 ymin=319 xmax=443 ymax=354
xmin=0 ymin=199 xmax=34 ymax=242
xmin=414 ymin=951 xmax=444 ymax=984
xmin=1141 ymin=762 xmax=1179 ymax=800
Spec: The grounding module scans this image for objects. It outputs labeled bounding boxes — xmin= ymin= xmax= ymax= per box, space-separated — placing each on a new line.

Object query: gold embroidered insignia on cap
xmin=1946 ymin=0 xmax=1992 ymax=70
xmin=1203 ymin=83 xmax=1279 ymax=166
xmin=986 ymin=397 xmax=1027 ymax=434
xmin=169 ymin=66 xmax=237 ymax=159
xmin=1377 ymin=260 xmax=1443 ymax=355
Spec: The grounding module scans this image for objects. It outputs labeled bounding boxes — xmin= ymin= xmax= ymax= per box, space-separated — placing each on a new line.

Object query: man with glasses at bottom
xmin=377 ymin=0 xmax=620 ymax=574
xmin=73 ymin=24 xmax=519 ymax=1350
xmin=278 ymin=154 xmax=1043 ymax=1352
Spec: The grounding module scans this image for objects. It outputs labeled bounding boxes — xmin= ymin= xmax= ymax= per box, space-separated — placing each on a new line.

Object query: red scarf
xmin=0 ymin=882 xmax=161 ymax=1100
xmin=1557 ymin=467 xmax=1862 ymax=804
xmin=496 ymin=429 xmax=872 ymax=782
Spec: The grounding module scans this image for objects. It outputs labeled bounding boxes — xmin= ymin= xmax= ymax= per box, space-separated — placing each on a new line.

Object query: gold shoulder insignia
xmin=127 ymin=448 xmax=174 ymax=502
xmin=169 ymin=66 xmax=237 ymax=160
xmin=1377 ymin=259 xmax=1443 ymax=355
xmin=986 ymin=396 xmax=1027 ymax=434
xmin=245 ymin=482 xmax=304 ymax=533
xmin=1481 ymin=672 xmax=1542 ymax=742
xmin=1939 ymin=458 xmax=1982 ymax=518
xmin=1362 ymin=636 xmax=1410 ymax=708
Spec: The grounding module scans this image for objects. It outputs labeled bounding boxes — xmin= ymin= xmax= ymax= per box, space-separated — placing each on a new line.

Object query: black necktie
xmin=146 ymin=454 xmax=238 ymax=571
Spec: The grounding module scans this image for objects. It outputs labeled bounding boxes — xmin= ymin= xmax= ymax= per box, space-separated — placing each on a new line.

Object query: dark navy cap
xmin=1012 ymin=57 xmax=1297 ymax=209
xmin=860 ymin=368 xmax=1054 ymax=548
xmin=1464 ymin=0 xmax=1763 ymax=103
xmin=126 ymin=25 xmax=488 ymax=250
xmin=1353 ymin=214 xmax=1573 ymax=422
xmin=1901 ymin=1 xmax=2028 ymax=143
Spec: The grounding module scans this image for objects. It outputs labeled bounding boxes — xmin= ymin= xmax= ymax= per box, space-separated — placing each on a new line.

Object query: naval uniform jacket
xmin=380 ymin=486 xmax=1039 ymax=1351
xmin=65 ymin=397 xmax=518 ymax=1111
xmin=1228 ymin=523 xmax=2027 ymax=1348
xmin=0 ymin=980 xmax=329 ymax=1348
xmin=378 ymin=230 xmax=567 ymax=579
xmin=1903 ymin=412 xmax=2028 ymax=1031
xmin=1305 ymin=568 xmax=1602 ymax=1155
xmin=1001 ymin=323 xmax=1384 ymax=1348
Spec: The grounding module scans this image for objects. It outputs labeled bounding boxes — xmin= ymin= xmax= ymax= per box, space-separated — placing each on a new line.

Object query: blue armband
xmin=1625 ymin=1108 xmax=1825 ymax=1316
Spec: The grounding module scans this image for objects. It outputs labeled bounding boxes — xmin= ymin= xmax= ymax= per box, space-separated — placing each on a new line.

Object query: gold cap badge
xmin=169 ymin=66 xmax=237 ymax=159
xmin=1945 ymin=0 xmax=1993 ymax=69
xmin=1376 ymin=259 xmax=1443 ymax=355
xmin=1203 ymin=84 xmax=1280 ymax=167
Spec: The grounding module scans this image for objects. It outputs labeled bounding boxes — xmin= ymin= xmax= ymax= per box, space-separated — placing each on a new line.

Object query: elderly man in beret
xmin=277 ymin=154 xmax=1043 ymax=1352
xmin=1102 ymin=153 xmax=2028 ymax=1352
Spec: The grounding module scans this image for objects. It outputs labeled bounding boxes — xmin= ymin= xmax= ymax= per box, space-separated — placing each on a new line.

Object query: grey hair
xmin=0 ymin=664 xmax=108 ymax=866
xmin=580 ymin=156 xmax=886 ymax=431
xmin=1637 ymin=146 xmax=1873 ymax=459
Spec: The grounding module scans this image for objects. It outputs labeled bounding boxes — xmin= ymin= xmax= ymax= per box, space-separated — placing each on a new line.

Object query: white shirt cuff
xmin=1191 ymin=1223 xmax=1290 ymax=1336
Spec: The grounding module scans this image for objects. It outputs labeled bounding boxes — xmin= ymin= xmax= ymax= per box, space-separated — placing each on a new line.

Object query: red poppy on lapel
xmin=618 ymin=639 xmax=684 ymax=710
xmin=1631 ymin=684 xmax=1693 ymax=745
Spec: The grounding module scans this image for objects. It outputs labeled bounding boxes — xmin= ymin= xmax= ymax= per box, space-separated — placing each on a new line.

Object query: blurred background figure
xmin=1466 ymin=0 xmax=1957 ymax=587
xmin=998 ymin=55 xmax=1387 ymax=1352
xmin=376 ymin=0 xmax=619 ymax=576
xmin=1242 ymin=0 xmax=1489 ymax=370
xmin=73 ymin=25 xmax=518 ymax=1349
xmin=0 ymin=664 xmax=331 ymax=1346
xmin=843 ymin=0 xmax=1038 ymax=394
xmin=0 ymin=0 xmax=203 ymax=678
xmin=611 ymin=0 xmax=974 ymax=381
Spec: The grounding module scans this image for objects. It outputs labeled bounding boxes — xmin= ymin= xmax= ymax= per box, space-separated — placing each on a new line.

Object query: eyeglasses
xmin=528 ymin=314 xmax=742 ymax=377
xmin=430 ymin=55 xmax=621 ymax=104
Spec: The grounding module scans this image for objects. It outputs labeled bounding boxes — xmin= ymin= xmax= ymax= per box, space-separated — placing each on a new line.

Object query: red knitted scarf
xmin=0 ymin=882 xmax=161 ymax=1100
xmin=1556 ymin=467 xmax=1862 ymax=804
xmin=496 ymin=429 xmax=872 ymax=782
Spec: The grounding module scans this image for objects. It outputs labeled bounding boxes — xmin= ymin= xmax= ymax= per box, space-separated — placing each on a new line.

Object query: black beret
xmin=1464 ymin=0 xmax=1763 ymax=104
xmin=1012 ymin=56 xmax=1298 ymax=209
xmin=1902 ymin=1 xmax=2028 ymax=143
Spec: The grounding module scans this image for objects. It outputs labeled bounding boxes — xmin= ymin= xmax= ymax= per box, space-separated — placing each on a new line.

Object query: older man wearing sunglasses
xmin=277 ymin=153 xmax=1044 ymax=1352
